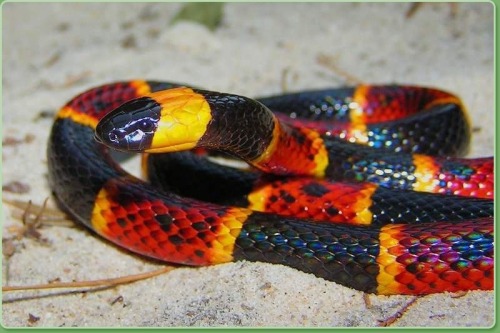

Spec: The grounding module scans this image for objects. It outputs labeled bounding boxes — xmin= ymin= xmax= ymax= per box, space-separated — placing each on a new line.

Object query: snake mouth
xmin=143 ymin=142 xmax=200 ymax=153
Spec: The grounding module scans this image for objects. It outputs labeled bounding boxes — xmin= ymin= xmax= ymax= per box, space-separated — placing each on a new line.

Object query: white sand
xmin=1 ymin=2 xmax=494 ymax=327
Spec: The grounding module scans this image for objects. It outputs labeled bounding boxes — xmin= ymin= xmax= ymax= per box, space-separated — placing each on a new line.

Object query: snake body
xmin=47 ymin=80 xmax=493 ymax=295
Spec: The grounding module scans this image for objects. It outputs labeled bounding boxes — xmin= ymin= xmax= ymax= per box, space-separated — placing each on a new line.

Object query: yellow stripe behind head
xmin=148 ymin=87 xmax=212 ymax=153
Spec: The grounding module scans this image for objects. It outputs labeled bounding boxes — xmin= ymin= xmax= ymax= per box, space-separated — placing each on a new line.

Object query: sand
xmin=1 ymin=2 xmax=494 ymax=328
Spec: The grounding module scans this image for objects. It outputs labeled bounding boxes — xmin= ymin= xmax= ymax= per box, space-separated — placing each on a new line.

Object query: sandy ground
xmin=1 ymin=2 xmax=495 ymax=328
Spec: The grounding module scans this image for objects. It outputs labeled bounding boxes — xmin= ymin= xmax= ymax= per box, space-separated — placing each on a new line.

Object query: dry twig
xmin=316 ymin=53 xmax=364 ymax=85
xmin=378 ymin=297 xmax=419 ymax=327
xmin=2 ymin=266 xmax=175 ymax=293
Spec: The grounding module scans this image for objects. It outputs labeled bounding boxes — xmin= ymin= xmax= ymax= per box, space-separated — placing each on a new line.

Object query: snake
xmin=47 ymin=80 xmax=494 ymax=295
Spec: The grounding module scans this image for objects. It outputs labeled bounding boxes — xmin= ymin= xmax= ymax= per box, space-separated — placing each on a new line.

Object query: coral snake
xmin=47 ymin=80 xmax=493 ymax=295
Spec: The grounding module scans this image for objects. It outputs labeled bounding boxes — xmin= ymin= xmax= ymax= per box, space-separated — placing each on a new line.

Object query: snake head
xmin=96 ymin=87 xmax=212 ymax=153
xmin=95 ymin=97 xmax=161 ymax=152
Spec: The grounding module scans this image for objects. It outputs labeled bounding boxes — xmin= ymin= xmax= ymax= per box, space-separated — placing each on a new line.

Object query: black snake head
xmin=95 ymin=97 xmax=161 ymax=152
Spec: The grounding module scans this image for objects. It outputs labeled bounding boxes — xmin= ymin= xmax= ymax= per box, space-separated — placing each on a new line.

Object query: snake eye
xmin=138 ymin=119 xmax=155 ymax=133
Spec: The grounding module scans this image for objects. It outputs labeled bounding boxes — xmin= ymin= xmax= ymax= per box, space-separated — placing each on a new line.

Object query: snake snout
xmin=95 ymin=115 xmax=125 ymax=148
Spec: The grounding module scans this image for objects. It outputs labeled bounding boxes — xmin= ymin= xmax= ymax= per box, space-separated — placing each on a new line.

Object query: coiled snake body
xmin=47 ymin=80 xmax=493 ymax=295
